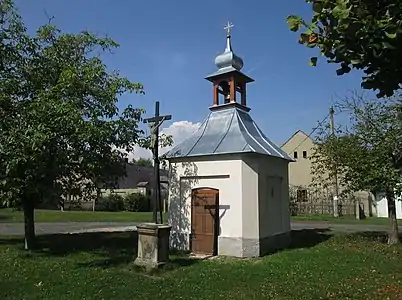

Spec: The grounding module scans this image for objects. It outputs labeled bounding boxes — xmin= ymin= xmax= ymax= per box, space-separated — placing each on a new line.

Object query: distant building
xmin=281 ymin=130 xmax=375 ymax=217
xmin=280 ymin=130 xmax=315 ymax=189
xmin=64 ymin=163 xmax=169 ymax=211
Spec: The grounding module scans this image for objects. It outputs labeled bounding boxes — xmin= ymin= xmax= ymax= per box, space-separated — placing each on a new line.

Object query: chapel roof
xmin=165 ymin=103 xmax=293 ymax=161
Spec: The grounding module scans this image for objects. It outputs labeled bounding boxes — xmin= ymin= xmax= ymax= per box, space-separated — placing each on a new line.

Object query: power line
xmin=288 ymin=113 xmax=330 ymax=155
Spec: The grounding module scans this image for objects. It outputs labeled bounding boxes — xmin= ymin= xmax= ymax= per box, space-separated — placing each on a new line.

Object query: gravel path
xmin=0 ymin=221 xmax=399 ymax=236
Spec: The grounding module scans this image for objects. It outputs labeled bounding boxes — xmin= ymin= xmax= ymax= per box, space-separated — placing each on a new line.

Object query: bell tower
xmin=205 ymin=22 xmax=254 ymax=109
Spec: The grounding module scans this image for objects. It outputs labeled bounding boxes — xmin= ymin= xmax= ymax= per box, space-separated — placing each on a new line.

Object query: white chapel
xmin=165 ymin=24 xmax=293 ymax=258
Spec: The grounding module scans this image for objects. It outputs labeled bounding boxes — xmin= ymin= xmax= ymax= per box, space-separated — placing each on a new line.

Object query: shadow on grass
xmin=288 ymin=228 xmax=333 ymax=250
xmin=345 ymin=231 xmax=402 ymax=243
xmin=40 ymin=231 xmax=140 ymax=268
xmin=0 ymin=236 xmax=22 ymax=246
xmin=125 ymin=255 xmax=200 ymax=277
xmin=70 ymin=232 xmax=198 ymax=274
xmin=0 ymin=231 xmax=199 ymax=272
xmin=0 ymin=215 xmax=11 ymax=221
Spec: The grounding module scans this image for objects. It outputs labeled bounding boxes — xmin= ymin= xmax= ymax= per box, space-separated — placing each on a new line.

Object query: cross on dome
xmin=213 ymin=21 xmax=243 ymax=71
xmin=224 ymin=21 xmax=234 ymax=36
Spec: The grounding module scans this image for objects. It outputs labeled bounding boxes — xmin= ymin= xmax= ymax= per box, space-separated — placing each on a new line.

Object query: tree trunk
xmin=385 ymin=190 xmax=399 ymax=244
xmin=23 ymin=200 xmax=36 ymax=250
xmin=60 ymin=196 xmax=64 ymax=212
xmin=94 ymin=188 xmax=101 ymax=212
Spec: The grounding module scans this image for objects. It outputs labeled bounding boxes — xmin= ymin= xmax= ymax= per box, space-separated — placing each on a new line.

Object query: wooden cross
xmin=143 ymin=101 xmax=172 ymax=224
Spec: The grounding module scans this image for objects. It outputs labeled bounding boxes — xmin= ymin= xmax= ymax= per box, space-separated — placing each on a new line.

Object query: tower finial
xmin=214 ymin=21 xmax=243 ymax=70
xmin=224 ymin=21 xmax=234 ymax=37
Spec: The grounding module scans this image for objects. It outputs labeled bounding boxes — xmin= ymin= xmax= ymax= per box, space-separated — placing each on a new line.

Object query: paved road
xmin=0 ymin=221 xmax=400 ymax=236
xmin=0 ymin=222 xmax=139 ymax=236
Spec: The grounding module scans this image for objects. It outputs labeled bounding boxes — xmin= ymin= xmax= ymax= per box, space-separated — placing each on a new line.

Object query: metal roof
xmin=165 ymin=104 xmax=293 ymax=161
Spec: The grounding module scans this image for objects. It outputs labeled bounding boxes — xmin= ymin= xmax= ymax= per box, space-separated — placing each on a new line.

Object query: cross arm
xmin=143 ymin=115 xmax=172 ymax=124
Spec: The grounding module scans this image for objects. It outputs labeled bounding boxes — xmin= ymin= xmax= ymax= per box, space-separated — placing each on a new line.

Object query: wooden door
xmin=191 ymin=188 xmax=219 ymax=255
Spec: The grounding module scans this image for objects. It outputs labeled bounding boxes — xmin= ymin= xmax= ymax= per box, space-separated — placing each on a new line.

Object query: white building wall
xmin=241 ymin=159 xmax=259 ymax=240
xmin=167 ymin=155 xmax=243 ymax=251
xmin=240 ymin=154 xmax=291 ymax=256
xmin=167 ymin=153 xmax=291 ymax=257
xmin=245 ymin=155 xmax=291 ymax=237
xmin=375 ymin=193 xmax=402 ymax=219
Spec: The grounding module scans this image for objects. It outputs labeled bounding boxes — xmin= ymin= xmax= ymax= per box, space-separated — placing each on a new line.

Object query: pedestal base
xmin=134 ymin=223 xmax=172 ymax=269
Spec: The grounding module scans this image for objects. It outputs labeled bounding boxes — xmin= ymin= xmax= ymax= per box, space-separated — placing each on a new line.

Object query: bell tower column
xmin=205 ymin=21 xmax=254 ymax=109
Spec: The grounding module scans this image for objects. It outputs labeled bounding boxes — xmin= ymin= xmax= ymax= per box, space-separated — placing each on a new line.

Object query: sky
xmin=14 ymin=0 xmax=369 ymax=159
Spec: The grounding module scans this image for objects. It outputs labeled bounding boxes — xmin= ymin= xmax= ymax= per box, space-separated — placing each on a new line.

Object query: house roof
xmin=280 ymin=129 xmax=312 ymax=148
xmin=165 ymin=103 xmax=293 ymax=161
xmin=116 ymin=164 xmax=169 ymax=189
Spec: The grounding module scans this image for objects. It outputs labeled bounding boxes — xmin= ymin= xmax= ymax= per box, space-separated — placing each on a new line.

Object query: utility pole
xmin=143 ymin=101 xmax=172 ymax=224
xmin=329 ymin=106 xmax=340 ymax=217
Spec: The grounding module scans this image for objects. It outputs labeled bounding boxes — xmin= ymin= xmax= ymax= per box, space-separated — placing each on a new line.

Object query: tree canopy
xmin=0 ymin=0 xmax=154 ymax=248
xmin=310 ymin=91 xmax=401 ymax=243
xmin=287 ymin=0 xmax=402 ymax=98
xmin=132 ymin=157 xmax=153 ymax=168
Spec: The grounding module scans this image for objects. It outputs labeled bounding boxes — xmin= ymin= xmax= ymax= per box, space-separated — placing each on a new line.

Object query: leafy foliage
xmin=0 ymin=1 xmax=145 ymax=202
xmin=311 ymin=92 xmax=402 ymax=196
xmin=287 ymin=0 xmax=402 ymax=98
xmin=132 ymin=157 xmax=153 ymax=168
xmin=124 ymin=193 xmax=151 ymax=212
xmin=0 ymin=0 xmax=160 ymax=247
xmin=95 ymin=193 xmax=125 ymax=212
xmin=310 ymin=91 xmax=401 ymax=242
xmin=92 ymin=192 xmax=151 ymax=212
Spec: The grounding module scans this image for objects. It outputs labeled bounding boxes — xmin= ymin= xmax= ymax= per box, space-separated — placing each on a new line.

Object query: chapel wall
xmin=167 ymin=156 xmax=243 ymax=251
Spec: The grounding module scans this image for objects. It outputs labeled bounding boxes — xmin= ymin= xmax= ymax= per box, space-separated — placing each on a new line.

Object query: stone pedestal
xmin=134 ymin=223 xmax=172 ymax=269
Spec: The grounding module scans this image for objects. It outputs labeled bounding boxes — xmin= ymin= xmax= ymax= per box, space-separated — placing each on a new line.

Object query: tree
xmin=311 ymin=91 xmax=401 ymax=244
xmin=287 ymin=0 xmax=402 ymax=98
xmin=132 ymin=157 xmax=153 ymax=168
xmin=0 ymin=0 xmax=148 ymax=249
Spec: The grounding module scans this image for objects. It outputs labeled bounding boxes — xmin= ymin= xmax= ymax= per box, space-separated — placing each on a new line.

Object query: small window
xmin=296 ymin=189 xmax=308 ymax=202
xmin=303 ymin=151 xmax=307 ymax=158
xmin=293 ymin=151 xmax=298 ymax=159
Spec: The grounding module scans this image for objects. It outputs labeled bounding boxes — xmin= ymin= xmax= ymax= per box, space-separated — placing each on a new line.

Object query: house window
xmin=293 ymin=151 xmax=298 ymax=159
xmin=303 ymin=151 xmax=307 ymax=158
xmin=296 ymin=189 xmax=308 ymax=202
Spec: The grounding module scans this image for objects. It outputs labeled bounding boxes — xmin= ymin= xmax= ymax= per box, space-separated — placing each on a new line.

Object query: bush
xmin=125 ymin=193 xmax=151 ymax=212
xmin=289 ymin=201 xmax=299 ymax=216
xmin=95 ymin=193 xmax=125 ymax=212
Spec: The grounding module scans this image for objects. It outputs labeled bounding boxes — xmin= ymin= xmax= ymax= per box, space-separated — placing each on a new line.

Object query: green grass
xmin=0 ymin=209 xmax=393 ymax=228
xmin=0 ymin=230 xmax=401 ymax=299
xmin=0 ymin=208 xmax=163 ymax=223
xmin=291 ymin=214 xmax=390 ymax=225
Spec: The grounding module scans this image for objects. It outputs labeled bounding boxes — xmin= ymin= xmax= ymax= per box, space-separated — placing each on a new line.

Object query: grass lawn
xmin=0 ymin=230 xmax=401 ymax=299
xmin=291 ymin=214 xmax=391 ymax=226
xmin=0 ymin=208 xmax=393 ymax=227
xmin=0 ymin=208 xmax=162 ymax=223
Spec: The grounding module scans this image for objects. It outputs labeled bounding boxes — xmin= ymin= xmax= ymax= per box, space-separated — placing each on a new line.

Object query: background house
xmin=104 ymin=163 xmax=169 ymax=196
xmin=281 ymin=130 xmax=375 ymax=217
xmin=281 ymin=130 xmax=315 ymax=188
xmin=64 ymin=163 xmax=169 ymax=211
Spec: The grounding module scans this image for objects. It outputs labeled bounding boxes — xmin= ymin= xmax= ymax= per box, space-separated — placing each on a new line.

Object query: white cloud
xmin=129 ymin=120 xmax=201 ymax=160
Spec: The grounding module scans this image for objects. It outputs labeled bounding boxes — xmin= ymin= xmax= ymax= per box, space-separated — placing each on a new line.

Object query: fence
xmin=289 ymin=185 xmax=356 ymax=217
xmin=291 ymin=202 xmax=356 ymax=217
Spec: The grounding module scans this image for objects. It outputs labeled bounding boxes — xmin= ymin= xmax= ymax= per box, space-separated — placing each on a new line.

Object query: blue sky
xmin=15 ymin=0 xmax=367 ymax=145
